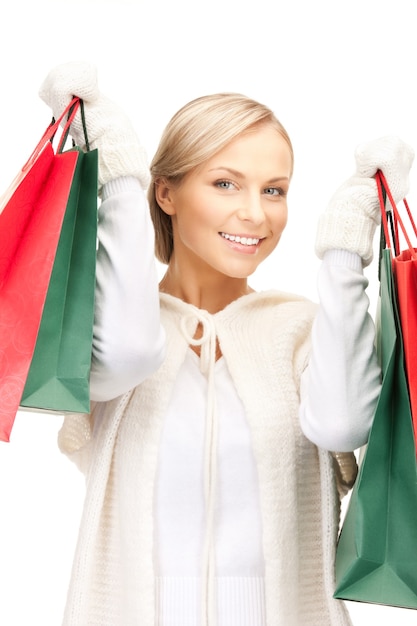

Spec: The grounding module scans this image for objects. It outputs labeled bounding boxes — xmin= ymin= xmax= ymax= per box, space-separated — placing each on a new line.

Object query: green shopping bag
xmin=334 ymin=176 xmax=417 ymax=609
xmin=20 ymin=104 xmax=98 ymax=414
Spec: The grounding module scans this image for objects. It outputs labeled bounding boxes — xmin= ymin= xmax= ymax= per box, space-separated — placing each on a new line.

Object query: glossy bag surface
xmin=0 ymin=99 xmax=81 ymax=441
xmin=334 ymin=188 xmax=417 ymax=608
xmin=391 ymin=245 xmax=417 ymax=448
xmin=377 ymin=171 xmax=417 ymax=448
xmin=20 ymin=145 xmax=98 ymax=414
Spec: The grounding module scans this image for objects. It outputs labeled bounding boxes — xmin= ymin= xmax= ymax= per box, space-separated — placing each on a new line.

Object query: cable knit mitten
xmin=315 ymin=136 xmax=414 ymax=266
xmin=39 ymin=61 xmax=150 ymax=191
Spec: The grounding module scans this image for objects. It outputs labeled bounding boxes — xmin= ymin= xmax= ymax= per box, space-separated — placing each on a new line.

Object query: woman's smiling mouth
xmin=219 ymin=232 xmax=262 ymax=246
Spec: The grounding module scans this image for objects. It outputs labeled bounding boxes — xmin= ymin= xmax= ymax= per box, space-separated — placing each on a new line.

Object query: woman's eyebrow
xmin=208 ymin=166 xmax=243 ymax=177
xmin=208 ymin=166 xmax=289 ymax=183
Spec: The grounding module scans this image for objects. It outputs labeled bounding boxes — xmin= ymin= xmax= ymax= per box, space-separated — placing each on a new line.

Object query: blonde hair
xmin=148 ymin=93 xmax=294 ymax=264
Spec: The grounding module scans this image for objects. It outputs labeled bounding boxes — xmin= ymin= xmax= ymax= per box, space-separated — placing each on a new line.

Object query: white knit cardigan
xmin=59 ymin=289 xmax=353 ymax=626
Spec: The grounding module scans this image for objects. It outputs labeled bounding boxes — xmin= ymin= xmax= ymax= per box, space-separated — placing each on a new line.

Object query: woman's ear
xmin=155 ymin=177 xmax=177 ymax=216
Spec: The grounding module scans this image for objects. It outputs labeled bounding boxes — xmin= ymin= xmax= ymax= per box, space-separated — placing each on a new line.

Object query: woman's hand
xmin=315 ymin=135 xmax=414 ymax=266
xmin=39 ymin=60 xmax=150 ymax=191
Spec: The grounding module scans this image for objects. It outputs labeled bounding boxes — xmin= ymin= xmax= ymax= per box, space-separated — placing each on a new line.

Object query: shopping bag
xmin=0 ymin=98 xmax=82 ymax=442
xmin=334 ymin=173 xmax=417 ymax=609
xmin=20 ymin=109 xmax=98 ymax=413
xmin=375 ymin=170 xmax=417 ymax=450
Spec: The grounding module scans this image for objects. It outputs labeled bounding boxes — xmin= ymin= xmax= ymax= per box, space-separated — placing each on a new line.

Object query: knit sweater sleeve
xmin=299 ymin=249 xmax=381 ymax=452
xmin=89 ymin=176 xmax=165 ymax=402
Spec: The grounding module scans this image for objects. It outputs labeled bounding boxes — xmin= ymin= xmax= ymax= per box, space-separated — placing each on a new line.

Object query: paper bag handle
xmin=57 ymin=98 xmax=90 ymax=153
xmin=376 ymin=169 xmax=417 ymax=261
xmin=22 ymin=96 xmax=82 ymax=172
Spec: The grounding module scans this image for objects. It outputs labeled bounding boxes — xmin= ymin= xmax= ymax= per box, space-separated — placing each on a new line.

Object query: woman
xmin=40 ymin=62 xmax=413 ymax=626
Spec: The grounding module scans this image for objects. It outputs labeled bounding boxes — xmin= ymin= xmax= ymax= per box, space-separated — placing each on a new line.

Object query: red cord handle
xmin=22 ymin=96 xmax=80 ymax=172
xmin=376 ymin=169 xmax=417 ymax=260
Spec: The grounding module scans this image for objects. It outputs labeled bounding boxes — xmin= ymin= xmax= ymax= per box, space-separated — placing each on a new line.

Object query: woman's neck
xmin=159 ymin=261 xmax=253 ymax=314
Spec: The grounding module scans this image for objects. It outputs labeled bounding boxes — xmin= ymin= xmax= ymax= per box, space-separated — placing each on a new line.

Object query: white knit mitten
xmin=315 ymin=136 xmax=414 ymax=266
xmin=39 ymin=61 xmax=150 ymax=191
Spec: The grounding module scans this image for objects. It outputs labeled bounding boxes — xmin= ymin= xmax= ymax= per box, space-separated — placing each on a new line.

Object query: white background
xmin=1 ymin=0 xmax=417 ymax=624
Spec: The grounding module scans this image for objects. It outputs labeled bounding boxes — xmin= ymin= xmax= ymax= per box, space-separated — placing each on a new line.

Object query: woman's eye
xmin=264 ymin=187 xmax=283 ymax=196
xmin=215 ymin=180 xmax=235 ymax=190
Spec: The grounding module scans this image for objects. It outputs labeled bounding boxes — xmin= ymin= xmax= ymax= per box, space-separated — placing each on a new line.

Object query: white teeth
xmin=220 ymin=232 xmax=260 ymax=245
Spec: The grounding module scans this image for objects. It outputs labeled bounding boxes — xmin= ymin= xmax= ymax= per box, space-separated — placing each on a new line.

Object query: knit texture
xmin=315 ymin=177 xmax=379 ymax=266
xmin=39 ymin=61 xmax=150 ymax=190
xmin=315 ymin=135 xmax=414 ymax=266
xmin=355 ymin=135 xmax=414 ymax=202
xmin=58 ymin=290 xmax=353 ymax=626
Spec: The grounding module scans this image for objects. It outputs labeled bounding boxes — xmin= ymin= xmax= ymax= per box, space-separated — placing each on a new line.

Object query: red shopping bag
xmin=376 ymin=170 xmax=417 ymax=451
xmin=0 ymin=97 xmax=82 ymax=441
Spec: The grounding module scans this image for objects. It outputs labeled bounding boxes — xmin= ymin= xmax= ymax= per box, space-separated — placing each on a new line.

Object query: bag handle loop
xmin=57 ymin=98 xmax=90 ymax=153
xmin=22 ymin=97 xmax=80 ymax=172
xmin=376 ymin=169 xmax=417 ymax=261
xmin=22 ymin=96 xmax=90 ymax=172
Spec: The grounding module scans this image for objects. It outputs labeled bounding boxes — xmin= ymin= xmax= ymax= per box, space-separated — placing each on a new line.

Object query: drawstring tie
xmin=180 ymin=311 xmax=218 ymax=626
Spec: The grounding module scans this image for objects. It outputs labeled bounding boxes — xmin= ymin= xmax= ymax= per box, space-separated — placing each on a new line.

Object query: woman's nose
xmin=236 ymin=193 xmax=265 ymax=224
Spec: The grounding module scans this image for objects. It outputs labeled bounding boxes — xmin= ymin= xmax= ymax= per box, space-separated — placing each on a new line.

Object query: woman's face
xmin=159 ymin=125 xmax=292 ymax=280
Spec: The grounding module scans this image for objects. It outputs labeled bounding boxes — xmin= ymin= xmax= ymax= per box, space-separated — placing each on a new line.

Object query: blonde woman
xmin=40 ymin=62 xmax=413 ymax=626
